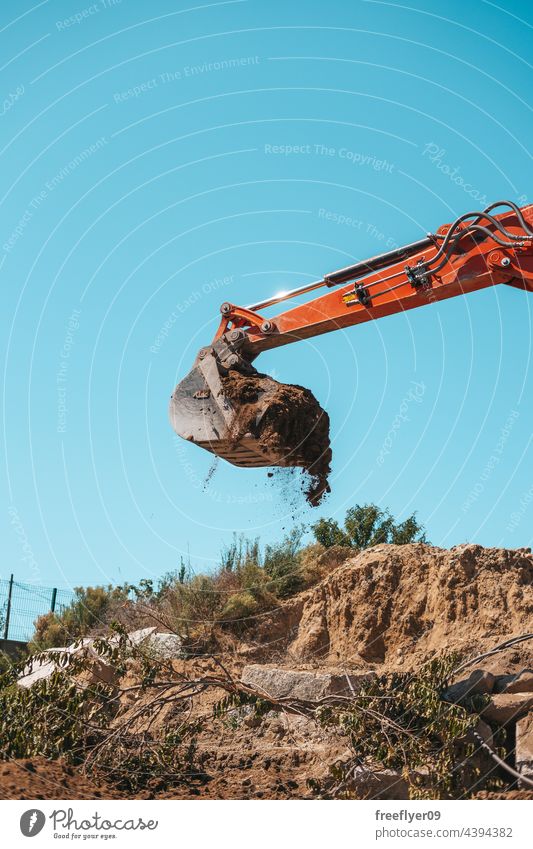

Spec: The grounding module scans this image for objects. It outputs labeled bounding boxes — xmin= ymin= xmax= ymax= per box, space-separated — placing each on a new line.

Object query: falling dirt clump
xmin=221 ymin=370 xmax=332 ymax=505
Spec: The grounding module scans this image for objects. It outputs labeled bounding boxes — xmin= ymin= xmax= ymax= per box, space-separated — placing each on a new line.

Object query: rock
xmin=350 ymin=767 xmax=408 ymax=799
xmin=481 ymin=693 xmax=533 ymax=724
xmin=125 ymin=627 xmax=157 ymax=646
xmin=145 ymin=632 xmax=183 ymax=658
xmin=243 ymin=713 xmax=262 ymax=729
xmin=17 ymin=627 xmax=183 ymax=689
xmin=516 ymin=713 xmax=533 ymax=783
xmin=17 ymin=649 xmax=64 ymax=688
xmin=18 ymin=640 xmax=114 ymax=689
xmin=495 ymin=670 xmax=533 ymax=695
xmin=462 ymin=721 xmax=497 ymax=778
xmin=443 ymin=669 xmax=495 ymax=703
xmin=240 ymin=665 xmax=375 ymax=702
xmin=122 ymin=628 xmax=183 ymax=658
xmin=493 ymin=674 xmax=517 ymax=694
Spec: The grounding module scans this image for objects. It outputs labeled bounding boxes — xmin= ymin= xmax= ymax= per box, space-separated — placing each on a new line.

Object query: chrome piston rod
xmin=246 ymin=234 xmax=435 ymax=312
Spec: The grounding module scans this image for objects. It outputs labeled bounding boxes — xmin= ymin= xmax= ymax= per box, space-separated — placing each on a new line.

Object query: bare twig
xmin=452 ymin=633 xmax=533 ymax=678
xmin=473 ymin=731 xmax=533 ymax=791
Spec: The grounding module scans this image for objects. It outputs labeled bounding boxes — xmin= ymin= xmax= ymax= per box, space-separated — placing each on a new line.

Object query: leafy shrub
xmin=0 ymin=634 xmax=203 ymax=793
xmin=220 ymin=533 xmax=260 ymax=572
xmin=263 ymin=527 xmax=306 ymax=598
xmin=0 ymin=652 xmax=111 ymax=763
xmin=30 ymin=585 xmax=130 ymax=651
xmin=313 ymin=504 xmax=427 ymax=550
xmin=314 ymin=655 xmax=503 ymax=799
xmin=220 ymin=591 xmax=259 ymax=622
xmin=297 ymin=543 xmax=326 ymax=584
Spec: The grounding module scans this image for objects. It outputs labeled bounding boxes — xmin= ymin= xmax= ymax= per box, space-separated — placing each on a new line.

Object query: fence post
xmin=50 ymin=587 xmax=57 ymax=613
xmin=3 ymin=573 xmax=14 ymax=640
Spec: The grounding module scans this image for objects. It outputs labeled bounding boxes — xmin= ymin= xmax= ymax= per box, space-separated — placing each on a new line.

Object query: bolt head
xmin=226 ymin=354 xmax=239 ymax=368
xmin=228 ymin=329 xmax=241 ymax=342
xmin=501 ymin=257 xmax=511 ymax=267
xmin=261 ymin=320 xmax=273 ymax=334
xmin=220 ymin=302 xmax=231 ymax=315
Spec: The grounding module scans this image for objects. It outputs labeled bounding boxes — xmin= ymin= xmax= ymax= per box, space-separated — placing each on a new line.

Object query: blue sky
xmin=1 ymin=0 xmax=532 ymax=591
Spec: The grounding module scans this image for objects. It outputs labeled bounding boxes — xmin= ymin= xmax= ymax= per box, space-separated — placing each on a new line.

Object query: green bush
xmin=0 ymin=659 xmax=109 ymax=763
xmin=29 ymin=584 xmax=130 ymax=651
xmin=312 ymin=504 xmax=427 ymax=550
xmin=220 ymin=533 xmax=260 ymax=572
xmin=29 ymin=506 xmax=429 ymax=648
xmin=263 ymin=527 xmax=305 ymax=598
xmin=220 ymin=591 xmax=259 ymax=622
xmin=0 ymin=636 xmax=203 ymax=793
xmin=314 ymin=655 xmax=503 ymax=799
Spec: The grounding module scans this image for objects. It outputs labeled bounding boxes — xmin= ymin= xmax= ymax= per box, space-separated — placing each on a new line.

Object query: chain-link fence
xmin=0 ymin=575 xmax=77 ymax=642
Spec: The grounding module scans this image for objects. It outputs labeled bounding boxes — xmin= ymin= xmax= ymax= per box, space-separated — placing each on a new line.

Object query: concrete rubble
xmin=495 ymin=669 xmax=533 ymax=694
xmin=240 ymin=664 xmax=375 ymax=702
xmin=481 ymin=693 xmax=533 ymax=725
xmin=17 ymin=627 xmax=183 ymax=688
xmin=443 ymin=669 xmax=495 ymax=703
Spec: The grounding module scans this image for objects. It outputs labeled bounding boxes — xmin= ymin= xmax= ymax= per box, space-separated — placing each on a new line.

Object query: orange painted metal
xmin=213 ymin=206 xmax=533 ymax=356
xmin=213 ymin=304 xmax=268 ymax=341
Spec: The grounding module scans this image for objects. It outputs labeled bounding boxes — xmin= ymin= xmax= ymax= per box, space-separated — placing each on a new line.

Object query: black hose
xmin=481 ymin=200 xmax=533 ymax=237
xmin=349 ymin=199 xmax=531 ymax=298
xmin=427 ymin=224 xmax=525 ymax=277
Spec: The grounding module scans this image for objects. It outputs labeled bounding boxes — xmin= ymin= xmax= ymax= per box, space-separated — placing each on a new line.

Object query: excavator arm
xmin=170 ymin=200 xmax=533 ymax=468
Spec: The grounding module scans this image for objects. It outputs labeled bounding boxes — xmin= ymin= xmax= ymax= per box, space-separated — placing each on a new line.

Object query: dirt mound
xmin=0 ymin=758 xmax=122 ymax=800
xmin=244 ymin=543 xmax=533 ymax=668
xmin=221 ymin=370 xmax=331 ymax=505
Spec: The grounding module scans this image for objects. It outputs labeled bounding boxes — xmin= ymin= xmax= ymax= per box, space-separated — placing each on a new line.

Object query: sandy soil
xmin=221 ymin=370 xmax=331 ymax=505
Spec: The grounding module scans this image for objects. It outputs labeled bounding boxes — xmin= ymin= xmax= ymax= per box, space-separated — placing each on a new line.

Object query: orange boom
xmin=170 ymin=200 xmax=533 ymax=468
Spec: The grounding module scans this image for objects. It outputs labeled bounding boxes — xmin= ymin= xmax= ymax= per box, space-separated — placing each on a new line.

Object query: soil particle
xmin=221 ymin=370 xmax=332 ymax=506
xmin=203 ymin=457 xmax=219 ymax=490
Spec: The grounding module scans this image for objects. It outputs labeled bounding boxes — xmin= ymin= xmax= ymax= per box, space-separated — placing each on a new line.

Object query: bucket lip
xmin=193 ymin=436 xmax=297 ymax=468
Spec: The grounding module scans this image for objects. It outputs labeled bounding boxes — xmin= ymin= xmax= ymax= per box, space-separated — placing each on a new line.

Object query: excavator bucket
xmin=170 ymin=332 xmax=332 ymax=504
xmin=169 ymin=346 xmax=289 ymax=468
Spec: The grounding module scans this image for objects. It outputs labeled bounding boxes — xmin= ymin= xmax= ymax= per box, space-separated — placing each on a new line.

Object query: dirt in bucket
xmin=220 ymin=370 xmax=332 ymax=506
